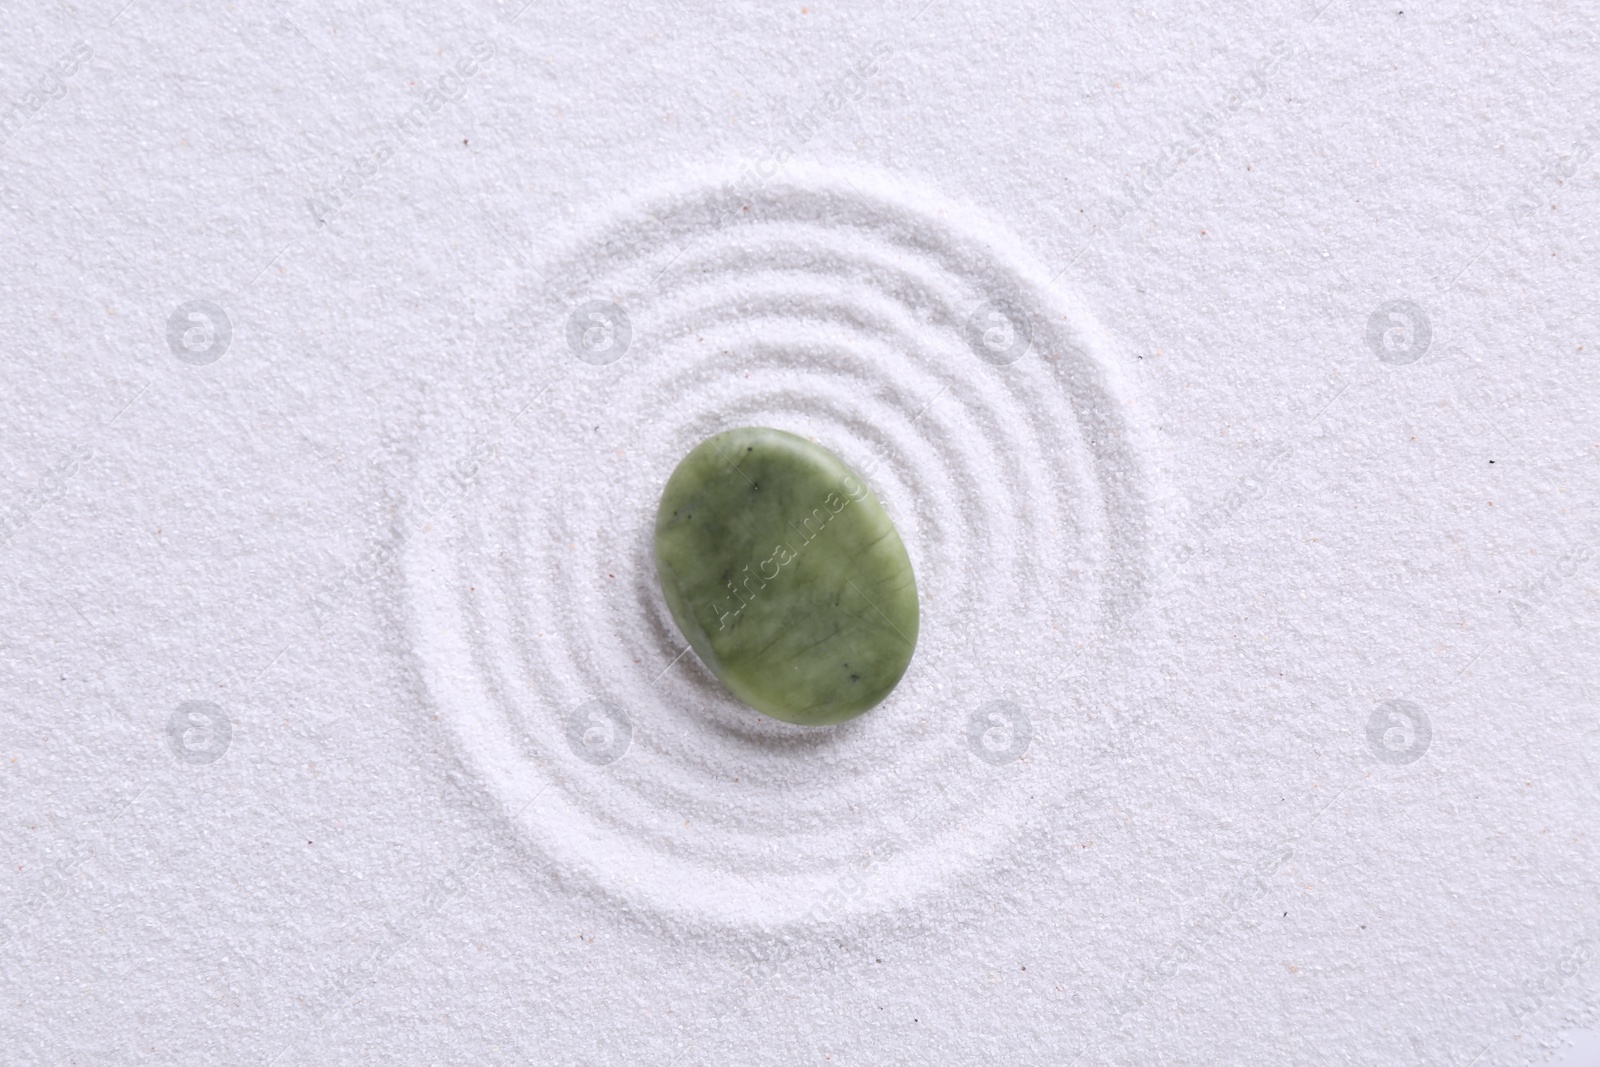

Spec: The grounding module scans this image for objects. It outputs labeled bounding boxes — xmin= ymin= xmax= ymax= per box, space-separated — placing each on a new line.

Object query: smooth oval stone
xmin=653 ymin=427 xmax=919 ymax=726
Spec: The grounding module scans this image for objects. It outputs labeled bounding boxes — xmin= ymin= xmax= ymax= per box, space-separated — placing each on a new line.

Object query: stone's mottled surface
xmin=654 ymin=427 xmax=919 ymax=726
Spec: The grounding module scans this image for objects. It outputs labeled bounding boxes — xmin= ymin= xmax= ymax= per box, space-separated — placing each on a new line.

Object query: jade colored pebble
xmin=653 ymin=427 xmax=919 ymax=726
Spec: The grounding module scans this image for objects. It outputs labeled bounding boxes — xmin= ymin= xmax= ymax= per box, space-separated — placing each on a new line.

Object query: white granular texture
xmin=1 ymin=3 xmax=1597 ymax=1065
xmin=405 ymin=166 xmax=1158 ymax=933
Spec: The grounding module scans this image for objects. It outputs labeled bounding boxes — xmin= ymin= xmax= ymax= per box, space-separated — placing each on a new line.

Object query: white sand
xmin=2 ymin=2 xmax=1597 ymax=1064
xmin=405 ymin=166 xmax=1159 ymax=931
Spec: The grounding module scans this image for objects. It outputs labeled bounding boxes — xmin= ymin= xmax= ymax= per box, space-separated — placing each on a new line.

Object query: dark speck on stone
xmin=652 ymin=426 xmax=919 ymax=725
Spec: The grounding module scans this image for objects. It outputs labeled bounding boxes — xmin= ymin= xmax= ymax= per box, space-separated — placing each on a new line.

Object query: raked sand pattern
xmin=401 ymin=165 xmax=1160 ymax=931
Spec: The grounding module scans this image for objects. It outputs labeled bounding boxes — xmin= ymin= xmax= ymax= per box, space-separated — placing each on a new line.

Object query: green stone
xmin=653 ymin=427 xmax=919 ymax=726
